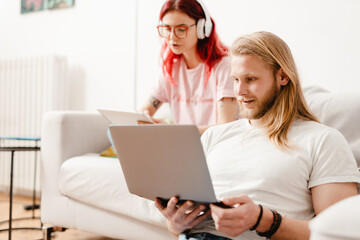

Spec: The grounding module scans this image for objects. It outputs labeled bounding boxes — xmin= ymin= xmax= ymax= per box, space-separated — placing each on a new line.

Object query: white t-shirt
xmin=151 ymin=56 xmax=235 ymax=126
xmin=192 ymin=119 xmax=360 ymax=240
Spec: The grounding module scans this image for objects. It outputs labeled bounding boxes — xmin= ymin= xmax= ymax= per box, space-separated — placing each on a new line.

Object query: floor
xmin=0 ymin=191 xmax=116 ymax=240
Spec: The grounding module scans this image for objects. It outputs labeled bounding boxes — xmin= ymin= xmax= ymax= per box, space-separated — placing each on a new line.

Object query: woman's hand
xmin=155 ymin=197 xmax=211 ymax=236
xmin=137 ymin=117 xmax=168 ymax=124
xmin=137 ymin=110 xmax=168 ymax=124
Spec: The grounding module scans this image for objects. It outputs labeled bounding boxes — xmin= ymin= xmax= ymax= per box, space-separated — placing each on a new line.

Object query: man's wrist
xmin=255 ymin=208 xmax=273 ymax=232
xmin=256 ymin=209 xmax=283 ymax=239
xmin=250 ymin=204 xmax=263 ymax=231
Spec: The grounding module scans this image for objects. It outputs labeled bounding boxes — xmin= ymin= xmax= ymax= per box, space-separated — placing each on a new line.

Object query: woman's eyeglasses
xmin=157 ymin=24 xmax=196 ymax=39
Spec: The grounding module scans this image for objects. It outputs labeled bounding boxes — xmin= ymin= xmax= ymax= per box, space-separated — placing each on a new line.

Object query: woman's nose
xmin=169 ymin=29 xmax=177 ymax=39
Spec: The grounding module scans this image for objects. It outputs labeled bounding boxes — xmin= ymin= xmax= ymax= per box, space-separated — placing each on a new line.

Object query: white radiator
xmin=0 ymin=55 xmax=69 ymax=195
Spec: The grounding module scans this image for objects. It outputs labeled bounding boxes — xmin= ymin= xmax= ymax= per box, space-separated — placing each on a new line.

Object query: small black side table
xmin=0 ymin=137 xmax=42 ymax=240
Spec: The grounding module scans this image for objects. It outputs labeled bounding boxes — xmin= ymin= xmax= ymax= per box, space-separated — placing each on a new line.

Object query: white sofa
xmin=40 ymin=111 xmax=175 ymax=240
xmin=40 ymin=86 xmax=360 ymax=240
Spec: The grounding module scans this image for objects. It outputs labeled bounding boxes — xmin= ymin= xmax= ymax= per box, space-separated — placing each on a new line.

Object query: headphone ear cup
xmin=197 ymin=18 xmax=205 ymax=40
xmin=204 ymin=19 xmax=213 ymax=37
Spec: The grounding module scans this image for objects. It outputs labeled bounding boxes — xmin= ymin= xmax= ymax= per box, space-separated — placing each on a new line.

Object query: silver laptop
xmin=109 ymin=124 xmax=219 ymax=205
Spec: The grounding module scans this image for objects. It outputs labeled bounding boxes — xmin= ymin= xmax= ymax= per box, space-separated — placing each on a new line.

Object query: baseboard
xmin=0 ymin=186 xmax=41 ymax=198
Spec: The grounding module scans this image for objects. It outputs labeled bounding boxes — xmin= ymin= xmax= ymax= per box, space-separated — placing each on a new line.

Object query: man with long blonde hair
xmin=155 ymin=31 xmax=360 ymax=240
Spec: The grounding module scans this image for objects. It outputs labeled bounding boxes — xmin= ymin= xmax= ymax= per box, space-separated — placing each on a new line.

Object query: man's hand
xmin=210 ymin=195 xmax=260 ymax=237
xmin=155 ymin=197 xmax=211 ymax=236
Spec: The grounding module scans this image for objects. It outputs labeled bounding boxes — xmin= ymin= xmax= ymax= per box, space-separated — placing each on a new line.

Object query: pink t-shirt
xmin=152 ymin=56 xmax=235 ymax=126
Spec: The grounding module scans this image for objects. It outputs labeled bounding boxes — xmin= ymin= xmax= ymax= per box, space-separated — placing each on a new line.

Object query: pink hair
xmin=159 ymin=0 xmax=228 ymax=86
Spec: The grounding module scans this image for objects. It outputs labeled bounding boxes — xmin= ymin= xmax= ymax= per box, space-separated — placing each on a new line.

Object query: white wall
xmin=1 ymin=0 xmax=359 ymax=112
xmin=210 ymin=0 xmax=360 ymax=93
xmin=0 ymin=0 xmax=137 ymax=111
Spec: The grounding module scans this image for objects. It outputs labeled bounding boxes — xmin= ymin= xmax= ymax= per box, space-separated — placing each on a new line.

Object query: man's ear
xmin=278 ymin=68 xmax=290 ymax=86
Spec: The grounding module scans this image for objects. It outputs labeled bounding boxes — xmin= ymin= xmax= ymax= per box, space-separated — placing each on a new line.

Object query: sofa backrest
xmin=303 ymin=86 xmax=360 ymax=167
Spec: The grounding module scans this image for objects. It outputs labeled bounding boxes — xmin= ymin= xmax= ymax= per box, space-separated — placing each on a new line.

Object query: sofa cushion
xmin=59 ymin=153 xmax=167 ymax=227
xmin=304 ymin=86 xmax=360 ymax=167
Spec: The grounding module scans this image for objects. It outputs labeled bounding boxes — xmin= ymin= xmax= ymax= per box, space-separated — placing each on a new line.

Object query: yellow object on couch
xmin=100 ymin=145 xmax=117 ymax=158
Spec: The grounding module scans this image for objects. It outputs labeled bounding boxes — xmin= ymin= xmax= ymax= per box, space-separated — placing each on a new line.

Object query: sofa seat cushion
xmin=59 ymin=153 xmax=167 ymax=227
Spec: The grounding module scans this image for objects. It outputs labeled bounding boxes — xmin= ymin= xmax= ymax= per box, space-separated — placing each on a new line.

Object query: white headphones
xmin=196 ymin=0 xmax=213 ymax=39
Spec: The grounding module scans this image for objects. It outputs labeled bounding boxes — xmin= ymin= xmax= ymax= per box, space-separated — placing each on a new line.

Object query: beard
xmin=239 ymin=82 xmax=280 ymax=120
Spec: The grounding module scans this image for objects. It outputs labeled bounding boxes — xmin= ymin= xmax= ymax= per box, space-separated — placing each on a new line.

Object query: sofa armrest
xmin=41 ymin=111 xmax=110 ymax=198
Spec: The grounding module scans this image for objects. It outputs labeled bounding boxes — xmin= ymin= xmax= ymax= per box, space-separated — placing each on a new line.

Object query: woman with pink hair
xmin=139 ymin=0 xmax=238 ymax=134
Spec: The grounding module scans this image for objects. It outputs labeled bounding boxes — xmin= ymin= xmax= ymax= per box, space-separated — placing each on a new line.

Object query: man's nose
xmin=235 ymin=81 xmax=248 ymax=96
